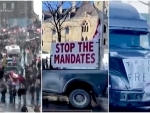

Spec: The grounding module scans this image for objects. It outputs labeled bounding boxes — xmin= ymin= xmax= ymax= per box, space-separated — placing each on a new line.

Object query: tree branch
xmin=139 ymin=1 xmax=149 ymax=6
xmin=43 ymin=1 xmax=89 ymax=41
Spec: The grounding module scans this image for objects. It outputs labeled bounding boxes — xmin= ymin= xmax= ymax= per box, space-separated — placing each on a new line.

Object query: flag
xmin=37 ymin=28 xmax=41 ymax=33
xmin=93 ymin=19 xmax=101 ymax=40
xmin=25 ymin=49 xmax=30 ymax=53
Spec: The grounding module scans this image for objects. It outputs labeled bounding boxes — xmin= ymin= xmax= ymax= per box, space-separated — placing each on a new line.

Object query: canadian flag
xmin=25 ymin=48 xmax=30 ymax=53
xmin=93 ymin=19 xmax=101 ymax=40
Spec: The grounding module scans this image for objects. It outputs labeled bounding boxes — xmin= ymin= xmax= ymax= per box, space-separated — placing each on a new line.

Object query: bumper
xmin=110 ymin=90 xmax=150 ymax=107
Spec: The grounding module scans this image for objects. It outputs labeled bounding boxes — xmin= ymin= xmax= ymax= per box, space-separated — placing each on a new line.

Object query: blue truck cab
xmin=109 ymin=2 xmax=150 ymax=109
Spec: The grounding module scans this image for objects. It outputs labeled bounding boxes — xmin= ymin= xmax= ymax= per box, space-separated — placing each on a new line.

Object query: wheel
xmin=69 ymin=89 xmax=91 ymax=109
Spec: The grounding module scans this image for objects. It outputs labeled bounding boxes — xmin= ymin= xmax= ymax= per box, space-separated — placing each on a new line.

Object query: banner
xmin=123 ymin=58 xmax=150 ymax=89
xmin=51 ymin=41 xmax=99 ymax=68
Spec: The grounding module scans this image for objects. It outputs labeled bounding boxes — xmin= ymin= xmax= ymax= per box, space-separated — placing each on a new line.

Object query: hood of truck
xmin=110 ymin=48 xmax=150 ymax=58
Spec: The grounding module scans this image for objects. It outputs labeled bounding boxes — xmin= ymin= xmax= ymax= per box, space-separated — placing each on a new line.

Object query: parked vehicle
xmin=109 ymin=2 xmax=150 ymax=109
xmin=42 ymin=70 xmax=108 ymax=109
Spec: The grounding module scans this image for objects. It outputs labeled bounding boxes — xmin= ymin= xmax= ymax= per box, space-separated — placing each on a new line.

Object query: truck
xmin=42 ymin=69 xmax=108 ymax=109
xmin=42 ymin=40 xmax=108 ymax=109
xmin=109 ymin=2 xmax=150 ymax=110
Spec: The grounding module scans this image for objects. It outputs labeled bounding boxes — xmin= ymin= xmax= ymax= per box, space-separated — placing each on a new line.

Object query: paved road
xmin=0 ymin=50 xmax=41 ymax=112
xmin=109 ymin=106 xmax=150 ymax=112
xmin=42 ymin=95 xmax=108 ymax=112
xmin=0 ymin=103 xmax=34 ymax=112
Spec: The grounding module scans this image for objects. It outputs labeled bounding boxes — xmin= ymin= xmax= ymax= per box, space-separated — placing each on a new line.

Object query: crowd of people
xmin=0 ymin=19 xmax=41 ymax=112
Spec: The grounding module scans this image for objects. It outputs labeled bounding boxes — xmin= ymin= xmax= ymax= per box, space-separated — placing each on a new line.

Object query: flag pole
xmin=99 ymin=1 xmax=105 ymax=70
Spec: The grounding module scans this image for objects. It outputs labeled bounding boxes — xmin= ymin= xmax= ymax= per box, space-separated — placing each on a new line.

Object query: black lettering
xmin=128 ymin=73 xmax=132 ymax=81
xmin=135 ymin=73 xmax=140 ymax=81
xmin=143 ymin=73 xmax=146 ymax=82
xmin=126 ymin=62 xmax=130 ymax=66
xmin=141 ymin=60 xmax=144 ymax=65
xmin=135 ymin=60 xmax=138 ymax=65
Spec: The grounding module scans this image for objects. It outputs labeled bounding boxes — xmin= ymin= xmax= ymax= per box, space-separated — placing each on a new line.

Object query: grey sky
xmin=122 ymin=1 xmax=148 ymax=13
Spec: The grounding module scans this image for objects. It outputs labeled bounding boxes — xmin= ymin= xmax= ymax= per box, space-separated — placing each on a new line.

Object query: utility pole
xmin=99 ymin=1 xmax=105 ymax=70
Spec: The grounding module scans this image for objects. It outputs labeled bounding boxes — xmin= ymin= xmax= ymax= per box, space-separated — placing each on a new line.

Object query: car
xmin=4 ymin=66 xmax=20 ymax=74
xmin=42 ymin=70 xmax=108 ymax=109
xmin=5 ymin=58 xmax=24 ymax=75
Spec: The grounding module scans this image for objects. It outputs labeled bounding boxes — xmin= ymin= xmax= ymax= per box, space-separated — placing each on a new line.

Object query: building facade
xmin=0 ymin=1 xmax=34 ymax=27
xmin=42 ymin=1 xmax=108 ymax=53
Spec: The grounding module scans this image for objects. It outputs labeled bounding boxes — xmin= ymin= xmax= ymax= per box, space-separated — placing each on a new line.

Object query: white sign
xmin=123 ymin=59 xmax=150 ymax=89
xmin=143 ymin=83 xmax=150 ymax=101
xmin=51 ymin=41 xmax=99 ymax=68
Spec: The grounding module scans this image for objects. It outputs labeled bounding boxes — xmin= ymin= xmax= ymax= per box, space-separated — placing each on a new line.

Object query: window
xmin=103 ymin=38 xmax=106 ymax=45
xmin=52 ymin=28 xmax=56 ymax=35
xmin=11 ymin=3 xmax=14 ymax=9
xmin=82 ymin=21 xmax=89 ymax=32
xmin=85 ymin=36 xmax=88 ymax=40
xmin=3 ymin=3 xmax=6 ymax=9
xmin=65 ymin=27 xmax=69 ymax=34
xmin=81 ymin=37 xmax=84 ymax=41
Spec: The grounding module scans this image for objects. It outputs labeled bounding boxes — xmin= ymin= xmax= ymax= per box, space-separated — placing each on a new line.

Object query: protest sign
xmin=51 ymin=41 xmax=99 ymax=68
xmin=123 ymin=59 xmax=150 ymax=89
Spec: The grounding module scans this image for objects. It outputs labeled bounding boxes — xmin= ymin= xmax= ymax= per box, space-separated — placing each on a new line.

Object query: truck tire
xmin=69 ymin=89 xmax=91 ymax=109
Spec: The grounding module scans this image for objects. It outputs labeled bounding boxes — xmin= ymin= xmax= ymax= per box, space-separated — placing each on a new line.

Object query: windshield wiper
xmin=126 ymin=45 xmax=147 ymax=49
xmin=109 ymin=45 xmax=123 ymax=48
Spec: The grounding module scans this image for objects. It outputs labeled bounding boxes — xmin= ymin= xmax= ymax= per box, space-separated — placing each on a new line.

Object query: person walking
xmin=12 ymin=85 xmax=17 ymax=104
xmin=9 ymin=84 xmax=13 ymax=103
xmin=30 ymin=84 xmax=35 ymax=105
xmin=1 ymin=83 xmax=7 ymax=103
xmin=35 ymin=83 xmax=40 ymax=105
xmin=18 ymin=85 xmax=22 ymax=103
xmin=21 ymin=105 xmax=28 ymax=112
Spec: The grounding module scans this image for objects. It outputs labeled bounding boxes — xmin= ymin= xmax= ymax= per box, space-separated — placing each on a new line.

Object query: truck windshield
xmin=109 ymin=30 xmax=150 ymax=49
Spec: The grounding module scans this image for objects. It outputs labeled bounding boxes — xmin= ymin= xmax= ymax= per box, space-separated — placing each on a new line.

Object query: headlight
xmin=110 ymin=75 xmax=128 ymax=90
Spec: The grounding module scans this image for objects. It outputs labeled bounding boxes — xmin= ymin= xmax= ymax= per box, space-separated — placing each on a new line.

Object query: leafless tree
xmin=42 ymin=1 xmax=82 ymax=42
xmin=139 ymin=1 xmax=150 ymax=14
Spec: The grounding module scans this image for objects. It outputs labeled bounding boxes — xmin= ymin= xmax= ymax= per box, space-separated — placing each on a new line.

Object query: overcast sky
xmin=33 ymin=0 xmax=42 ymax=20
xmin=122 ymin=1 xmax=148 ymax=13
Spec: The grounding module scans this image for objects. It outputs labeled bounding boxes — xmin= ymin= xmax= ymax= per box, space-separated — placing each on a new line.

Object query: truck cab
xmin=109 ymin=2 xmax=150 ymax=109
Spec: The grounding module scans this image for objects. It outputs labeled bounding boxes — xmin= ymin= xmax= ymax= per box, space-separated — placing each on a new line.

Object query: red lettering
xmin=91 ymin=53 xmax=95 ymax=63
xmin=80 ymin=54 xmax=85 ymax=63
xmin=71 ymin=54 xmax=75 ymax=63
xmin=83 ymin=42 xmax=89 ymax=52
xmin=76 ymin=54 xmax=81 ymax=63
xmin=70 ymin=43 xmax=75 ymax=52
xmin=60 ymin=43 xmax=64 ymax=53
xmin=60 ymin=55 xmax=65 ymax=63
xmin=65 ymin=54 xmax=70 ymax=63
xmin=54 ymin=53 xmax=95 ymax=65
xmin=78 ymin=42 xmax=82 ymax=52
xmin=56 ymin=44 xmax=60 ymax=53
xmin=85 ymin=53 xmax=90 ymax=63
xmin=64 ymin=43 xmax=69 ymax=52
xmin=89 ymin=42 xmax=93 ymax=52
xmin=54 ymin=54 xmax=59 ymax=63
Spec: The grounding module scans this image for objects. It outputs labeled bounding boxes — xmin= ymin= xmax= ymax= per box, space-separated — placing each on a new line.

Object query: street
xmin=109 ymin=106 xmax=150 ymax=112
xmin=42 ymin=95 xmax=108 ymax=112
xmin=0 ymin=50 xmax=41 ymax=112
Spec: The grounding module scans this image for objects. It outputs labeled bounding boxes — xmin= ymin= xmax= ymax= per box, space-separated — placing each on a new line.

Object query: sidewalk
xmin=0 ymin=103 xmax=35 ymax=112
